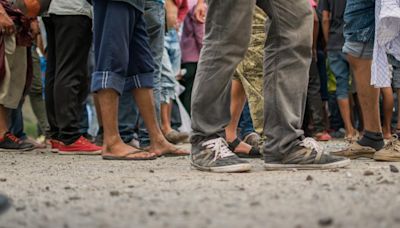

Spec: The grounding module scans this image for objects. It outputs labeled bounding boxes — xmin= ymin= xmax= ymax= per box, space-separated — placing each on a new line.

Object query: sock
xmin=358 ymin=131 xmax=384 ymax=151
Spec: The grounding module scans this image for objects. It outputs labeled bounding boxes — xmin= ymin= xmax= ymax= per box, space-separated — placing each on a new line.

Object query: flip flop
xmin=143 ymin=146 xmax=190 ymax=157
xmin=161 ymin=147 xmax=190 ymax=157
xmin=102 ymin=150 xmax=157 ymax=160
xmin=228 ymin=138 xmax=261 ymax=158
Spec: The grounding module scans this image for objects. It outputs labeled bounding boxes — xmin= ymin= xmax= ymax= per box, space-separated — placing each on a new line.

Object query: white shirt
xmin=371 ymin=0 xmax=400 ymax=88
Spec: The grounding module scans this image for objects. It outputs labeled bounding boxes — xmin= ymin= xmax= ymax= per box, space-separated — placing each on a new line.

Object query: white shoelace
xmin=385 ymin=135 xmax=400 ymax=152
xmin=300 ymin=137 xmax=324 ymax=154
xmin=202 ymin=138 xmax=235 ymax=161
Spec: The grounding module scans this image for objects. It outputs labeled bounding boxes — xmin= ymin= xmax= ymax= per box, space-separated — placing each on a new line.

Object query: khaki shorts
xmin=0 ymin=35 xmax=27 ymax=109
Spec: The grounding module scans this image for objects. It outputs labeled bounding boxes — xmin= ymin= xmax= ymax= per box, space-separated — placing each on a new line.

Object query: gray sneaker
xmin=265 ymin=138 xmax=351 ymax=170
xmin=191 ymin=137 xmax=252 ymax=173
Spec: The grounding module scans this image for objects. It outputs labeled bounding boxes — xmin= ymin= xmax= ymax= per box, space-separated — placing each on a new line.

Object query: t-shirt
xmin=48 ymin=0 xmax=92 ymax=18
xmin=319 ymin=0 xmax=346 ymax=51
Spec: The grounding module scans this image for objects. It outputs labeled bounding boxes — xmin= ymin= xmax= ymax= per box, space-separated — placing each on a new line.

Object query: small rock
xmin=306 ymin=175 xmax=313 ymax=181
xmin=378 ymin=179 xmax=395 ymax=185
xmin=127 ymin=185 xmax=135 ymax=188
xmin=149 ymin=169 xmax=155 ymax=173
xmin=347 ymin=186 xmax=356 ymax=191
xmin=45 ymin=186 xmax=50 ymax=191
xmin=0 ymin=178 xmax=7 ymax=182
xmin=390 ymin=165 xmax=399 ymax=173
xmin=364 ymin=170 xmax=374 ymax=176
xmin=15 ymin=206 xmax=26 ymax=211
xmin=250 ymin=201 xmax=261 ymax=207
xmin=182 ymin=210 xmax=190 ymax=216
xmin=110 ymin=191 xmax=120 ymax=196
xmin=68 ymin=196 xmax=81 ymax=201
xmin=237 ymin=186 xmax=245 ymax=191
xmin=318 ymin=217 xmax=333 ymax=226
xmin=64 ymin=186 xmax=72 ymax=190
xmin=346 ymin=172 xmax=352 ymax=178
xmin=148 ymin=210 xmax=156 ymax=216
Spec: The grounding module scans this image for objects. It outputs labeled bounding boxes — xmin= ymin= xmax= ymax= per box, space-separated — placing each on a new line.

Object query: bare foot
xmin=148 ymin=138 xmax=189 ymax=156
xmin=102 ymin=141 xmax=156 ymax=160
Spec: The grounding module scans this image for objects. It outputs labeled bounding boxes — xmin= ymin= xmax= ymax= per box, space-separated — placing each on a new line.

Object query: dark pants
xmin=238 ymin=102 xmax=255 ymax=138
xmin=179 ymin=62 xmax=197 ymax=115
xmin=44 ymin=15 xmax=92 ymax=144
xmin=305 ymin=60 xmax=325 ymax=134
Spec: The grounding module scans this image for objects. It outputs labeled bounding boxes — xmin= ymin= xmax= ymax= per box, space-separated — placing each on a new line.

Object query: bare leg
xmin=161 ymin=101 xmax=173 ymax=135
xmin=225 ymin=80 xmax=253 ymax=153
xmin=131 ymin=88 xmax=188 ymax=156
xmin=98 ymin=89 xmax=155 ymax=159
xmin=337 ymin=98 xmax=357 ymax=137
xmin=348 ymin=55 xmax=381 ymax=133
xmin=381 ymin=87 xmax=394 ymax=139
xmin=0 ymin=105 xmax=8 ymax=136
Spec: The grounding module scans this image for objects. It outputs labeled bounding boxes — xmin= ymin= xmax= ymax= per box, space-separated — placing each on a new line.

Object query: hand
xmin=194 ymin=2 xmax=206 ymax=23
xmin=0 ymin=13 xmax=15 ymax=35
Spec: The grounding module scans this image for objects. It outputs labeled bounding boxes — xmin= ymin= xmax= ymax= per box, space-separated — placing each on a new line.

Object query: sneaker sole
xmin=191 ymin=162 xmax=252 ymax=173
xmin=330 ymin=151 xmax=375 ymax=159
xmin=264 ymin=158 xmax=351 ymax=171
xmin=373 ymin=154 xmax=400 ymax=162
xmin=58 ymin=150 xmax=102 ymax=155
xmin=0 ymin=147 xmax=35 ymax=152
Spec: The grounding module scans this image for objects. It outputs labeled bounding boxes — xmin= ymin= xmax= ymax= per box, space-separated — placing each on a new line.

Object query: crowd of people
xmin=0 ymin=0 xmax=399 ymax=173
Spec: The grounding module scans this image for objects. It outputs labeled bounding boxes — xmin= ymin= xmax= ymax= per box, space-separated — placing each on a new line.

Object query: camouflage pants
xmin=233 ymin=7 xmax=266 ymax=134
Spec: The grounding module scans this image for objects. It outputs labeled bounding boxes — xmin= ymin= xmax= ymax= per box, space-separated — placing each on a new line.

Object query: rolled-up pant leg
xmin=191 ymin=0 xmax=255 ymax=140
xmin=262 ymin=0 xmax=313 ymax=156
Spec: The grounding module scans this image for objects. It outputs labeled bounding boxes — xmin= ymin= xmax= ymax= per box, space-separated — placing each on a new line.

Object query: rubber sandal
xmin=228 ymin=138 xmax=261 ymax=158
xmin=102 ymin=150 xmax=157 ymax=160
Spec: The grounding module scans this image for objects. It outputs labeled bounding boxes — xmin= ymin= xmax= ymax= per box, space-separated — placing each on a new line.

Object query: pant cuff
xmin=123 ymin=72 xmax=154 ymax=92
xmin=91 ymin=71 xmax=126 ymax=95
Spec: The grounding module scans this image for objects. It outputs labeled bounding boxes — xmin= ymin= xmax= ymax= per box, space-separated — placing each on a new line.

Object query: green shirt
xmin=112 ymin=0 xmax=145 ymax=12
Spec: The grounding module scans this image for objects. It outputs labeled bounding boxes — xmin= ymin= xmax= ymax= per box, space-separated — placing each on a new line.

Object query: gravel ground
xmin=1 ymin=142 xmax=400 ymax=228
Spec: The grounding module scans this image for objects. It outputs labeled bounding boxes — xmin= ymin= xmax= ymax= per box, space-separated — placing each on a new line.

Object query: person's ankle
xmin=358 ymin=130 xmax=384 ymax=151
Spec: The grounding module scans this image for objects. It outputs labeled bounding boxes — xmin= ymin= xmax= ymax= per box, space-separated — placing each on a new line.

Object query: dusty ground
xmin=1 ymin=142 xmax=400 ymax=228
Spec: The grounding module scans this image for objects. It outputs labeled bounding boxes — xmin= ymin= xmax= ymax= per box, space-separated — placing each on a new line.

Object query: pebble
xmin=318 ymin=217 xmax=333 ymax=226
xmin=110 ymin=191 xmax=120 ymax=196
xmin=149 ymin=169 xmax=155 ymax=173
xmin=363 ymin=170 xmax=374 ymax=176
xmin=0 ymin=178 xmax=7 ymax=182
xmin=306 ymin=175 xmax=313 ymax=181
xmin=390 ymin=165 xmax=399 ymax=173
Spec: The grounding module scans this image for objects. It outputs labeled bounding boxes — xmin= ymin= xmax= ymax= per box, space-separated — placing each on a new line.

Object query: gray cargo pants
xmin=191 ymin=0 xmax=313 ymax=156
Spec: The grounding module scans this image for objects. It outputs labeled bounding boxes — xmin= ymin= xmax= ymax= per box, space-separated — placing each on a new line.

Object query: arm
xmin=321 ymin=10 xmax=330 ymax=46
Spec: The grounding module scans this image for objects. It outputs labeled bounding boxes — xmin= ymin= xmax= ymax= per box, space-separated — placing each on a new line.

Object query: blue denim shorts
xmin=389 ymin=55 xmax=400 ymax=89
xmin=342 ymin=41 xmax=374 ymax=59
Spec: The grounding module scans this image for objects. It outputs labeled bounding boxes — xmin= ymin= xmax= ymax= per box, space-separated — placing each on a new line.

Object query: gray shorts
xmin=389 ymin=54 xmax=400 ymax=89
xmin=342 ymin=41 xmax=374 ymax=59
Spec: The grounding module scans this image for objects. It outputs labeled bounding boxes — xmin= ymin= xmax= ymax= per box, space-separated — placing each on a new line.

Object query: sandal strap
xmin=227 ymin=138 xmax=242 ymax=151
xmin=249 ymin=147 xmax=261 ymax=156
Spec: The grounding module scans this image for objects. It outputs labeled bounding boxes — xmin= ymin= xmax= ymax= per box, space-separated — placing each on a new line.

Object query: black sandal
xmin=227 ymin=138 xmax=261 ymax=158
